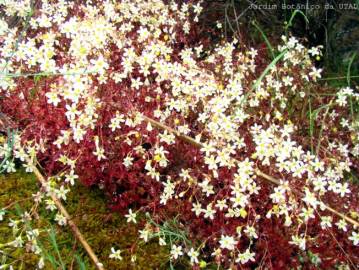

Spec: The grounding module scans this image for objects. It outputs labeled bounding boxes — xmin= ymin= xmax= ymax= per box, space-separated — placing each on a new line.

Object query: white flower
xmin=125 ymin=209 xmax=137 ymax=224
xmin=109 ymin=247 xmax=123 ymax=260
xmin=199 ymin=179 xmax=214 ymax=197
xmin=55 ymin=213 xmax=67 ymax=226
xmin=90 ymin=56 xmax=108 ymax=74
xmin=46 ymin=91 xmax=61 ymax=106
xmin=139 ymin=229 xmax=150 ymax=242
xmin=336 ymin=94 xmax=347 ymax=107
xmin=215 ymin=199 xmax=228 ymax=211
xmin=159 ymin=130 xmax=176 ymax=145
xmin=320 ymin=216 xmax=332 ymax=229
xmin=336 ymin=219 xmax=348 ymax=232
xmin=187 ymin=248 xmax=199 ymax=264
xmin=170 ymin=245 xmax=183 ymax=260
xmin=3 ymin=160 xmax=16 ymax=173
xmin=290 ymin=235 xmax=306 ymax=250
xmin=109 ymin=112 xmax=125 ymax=131
xmin=11 ymin=236 xmax=24 ymax=248
xmin=337 ymin=183 xmax=350 ymax=197
xmin=123 ymin=156 xmax=134 ymax=168
xmin=204 ymin=155 xmax=218 ymax=171
xmin=55 ymin=186 xmax=70 ymax=201
xmin=159 ymin=237 xmax=166 ymax=246
xmin=308 ymin=46 xmax=320 ymax=56
xmin=302 ymin=188 xmax=319 ymax=209
xmin=191 ymin=202 xmax=202 ymax=216
xmin=45 ymin=199 xmax=57 ymax=211
xmin=349 ymin=231 xmax=359 ymax=246
xmin=23 ymin=163 xmax=34 ymax=173
xmin=203 ymin=204 xmax=216 ymax=220
xmin=200 ymin=142 xmax=216 ymax=155
xmin=65 ymin=171 xmax=78 ymax=186
xmin=244 ymin=225 xmax=258 ymax=239
xmin=219 ymin=235 xmax=237 ymax=251
xmin=153 ymin=146 xmax=169 ymax=167
xmin=37 ymin=257 xmax=45 ymax=269
xmin=131 ymin=77 xmax=143 ymax=90
xmin=283 ymin=76 xmax=293 ymax=86
xmin=270 ymin=186 xmax=286 ymax=203
xmin=299 ymin=207 xmax=315 ymax=222
xmin=236 ymin=248 xmax=255 ymax=264
xmin=309 ymin=67 xmax=322 ymax=81
xmin=0 ymin=209 xmax=5 ymax=221
xmin=93 ymin=147 xmax=106 ymax=161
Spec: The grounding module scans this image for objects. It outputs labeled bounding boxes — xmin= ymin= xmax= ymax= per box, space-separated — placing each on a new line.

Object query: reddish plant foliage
xmin=0 ymin=1 xmax=358 ymax=269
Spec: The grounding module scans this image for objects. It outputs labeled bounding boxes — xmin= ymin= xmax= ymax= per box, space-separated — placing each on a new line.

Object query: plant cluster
xmin=0 ymin=0 xmax=358 ymax=268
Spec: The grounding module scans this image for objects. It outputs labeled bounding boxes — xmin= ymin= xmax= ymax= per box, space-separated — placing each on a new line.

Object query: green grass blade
xmin=308 ymin=96 xmax=314 ymax=153
xmin=48 ymin=226 xmax=66 ymax=270
xmin=315 ymin=101 xmax=332 ymax=155
xmin=75 ymin=254 xmax=87 ymax=270
xmin=252 ymin=50 xmax=286 ymax=91
xmin=347 ymin=52 xmax=357 ymax=86
xmin=252 ymin=20 xmax=275 ymax=59
xmin=285 ymin=10 xmax=309 ymax=31
xmin=346 ymin=52 xmax=356 ymax=119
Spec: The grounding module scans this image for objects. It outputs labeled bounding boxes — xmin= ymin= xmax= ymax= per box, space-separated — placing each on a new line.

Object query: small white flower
xmin=55 ymin=186 xmax=70 ymax=201
xmin=337 ymin=183 xmax=350 ymax=197
xmin=203 ymin=204 xmax=216 ymax=220
xmin=302 ymin=189 xmax=319 ymax=209
xmin=0 ymin=209 xmax=5 ymax=221
xmin=139 ymin=229 xmax=150 ymax=242
xmin=123 ymin=156 xmax=134 ymax=168
xmin=45 ymin=199 xmax=57 ymax=212
xmin=45 ymin=91 xmax=61 ymax=106
xmin=236 ymin=248 xmax=255 ymax=264
xmin=336 ymin=219 xmax=348 ymax=232
xmin=125 ymin=209 xmax=137 ymax=224
xmin=309 ymin=67 xmax=322 ymax=81
xmin=219 ymin=235 xmax=237 ymax=251
xmin=109 ymin=247 xmax=123 ymax=260
xmin=320 ymin=216 xmax=332 ymax=229
xmin=3 ymin=160 xmax=16 ymax=173
xmin=11 ymin=236 xmax=24 ymax=248
xmin=65 ymin=171 xmax=78 ymax=186
xmin=215 ymin=199 xmax=228 ymax=211
xmin=37 ymin=257 xmax=45 ymax=269
xmin=244 ymin=225 xmax=258 ymax=239
xmin=299 ymin=207 xmax=315 ymax=222
xmin=55 ymin=213 xmax=67 ymax=226
xmin=170 ymin=245 xmax=183 ymax=260
xmin=93 ymin=147 xmax=106 ymax=161
xmin=290 ymin=235 xmax=306 ymax=250
xmin=191 ymin=202 xmax=202 ymax=216
xmin=187 ymin=247 xmax=199 ymax=264
xmin=349 ymin=231 xmax=359 ymax=246
xmin=159 ymin=237 xmax=166 ymax=246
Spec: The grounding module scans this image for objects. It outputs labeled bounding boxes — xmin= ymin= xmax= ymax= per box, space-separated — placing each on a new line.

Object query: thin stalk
xmin=346 ymin=52 xmax=356 ymax=120
xmin=24 ymin=156 xmax=105 ymax=270
xmin=319 ymin=75 xmax=359 ymax=81
xmin=315 ymin=100 xmax=333 ymax=155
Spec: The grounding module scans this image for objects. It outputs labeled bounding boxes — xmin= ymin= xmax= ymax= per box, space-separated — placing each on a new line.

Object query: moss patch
xmin=0 ymin=170 xmax=169 ymax=269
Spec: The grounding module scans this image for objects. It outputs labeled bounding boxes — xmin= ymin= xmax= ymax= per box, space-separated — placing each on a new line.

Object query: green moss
xmin=0 ymin=170 xmax=169 ymax=269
